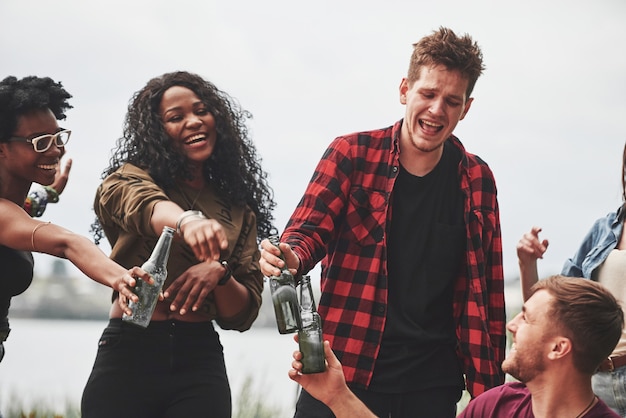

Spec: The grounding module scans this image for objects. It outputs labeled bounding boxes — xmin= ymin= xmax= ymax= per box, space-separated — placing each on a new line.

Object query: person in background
xmin=81 ymin=71 xmax=276 ymax=418
xmin=517 ymin=142 xmax=626 ymax=417
xmin=0 ymin=75 xmax=151 ymax=364
xmin=289 ymin=276 xmax=622 ymax=418
xmin=261 ymin=27 xmax=505 ymax=417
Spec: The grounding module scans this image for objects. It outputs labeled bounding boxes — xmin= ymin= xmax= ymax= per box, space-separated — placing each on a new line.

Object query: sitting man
xmin=289 ymin=275 xmax=623 ymax=418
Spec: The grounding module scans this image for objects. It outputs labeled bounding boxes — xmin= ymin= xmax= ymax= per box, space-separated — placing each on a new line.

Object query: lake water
xmin=0 ymin=319 xmax=300 ymax=417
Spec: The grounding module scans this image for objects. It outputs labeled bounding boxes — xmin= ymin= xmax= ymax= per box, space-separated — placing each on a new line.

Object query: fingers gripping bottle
xmin=298 ymin=275 xmax=325 ymax=373
xmin=268 ymin=235 xmax=302 ymax=334
xmin=122 ymin=226 xmax=175 ymax=328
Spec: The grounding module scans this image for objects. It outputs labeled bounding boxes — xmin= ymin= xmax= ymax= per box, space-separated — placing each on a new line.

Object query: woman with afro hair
xmin=81 ymin=71 xmax=276 ymax=418
xmin=0 ymin=75 xmax=151 ymax=365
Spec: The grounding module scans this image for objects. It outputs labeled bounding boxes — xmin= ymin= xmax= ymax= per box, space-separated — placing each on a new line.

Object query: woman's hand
xmin=163 ymin=260 xmax=224 ymax=315
xmin=180 ymin=218 xmax=228 ymax=262
xmin=50 ymin=157 xmax=73 ymax=195
xmin=115 ymin=266 xmax=154 ymax=316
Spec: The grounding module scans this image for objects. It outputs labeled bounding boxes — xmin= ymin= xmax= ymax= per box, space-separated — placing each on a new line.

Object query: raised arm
xmin=516 ymin=226 xmax=549 ymax=301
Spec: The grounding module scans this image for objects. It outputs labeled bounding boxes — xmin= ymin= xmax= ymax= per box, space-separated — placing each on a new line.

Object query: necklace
xmin=574 ymin=395 xmax=596 ymax=418
xmin=181 ymin=184 xmax=204 ymax=210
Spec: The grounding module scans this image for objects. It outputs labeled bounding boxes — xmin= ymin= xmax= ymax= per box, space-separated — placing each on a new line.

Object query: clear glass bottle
xmin=297 ymin=275 xmax=325 ymax=373
xmin=122 ymin=226 xmax=175 ymax=328
xmin=268 ymin=235 xmax=302 ymax=334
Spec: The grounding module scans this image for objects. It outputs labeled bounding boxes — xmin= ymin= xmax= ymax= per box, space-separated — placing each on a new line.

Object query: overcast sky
xmin=2 ymin=0 xmax=626 ymax=281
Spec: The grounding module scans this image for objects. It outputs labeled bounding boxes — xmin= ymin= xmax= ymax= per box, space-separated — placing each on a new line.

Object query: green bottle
xmin=268 ymin=235 xmax=302 ymax=334
xmin=122 ymin=226 xmax=174 ymax=328
xmin=298 ymin=275 xmax=325 ymax=373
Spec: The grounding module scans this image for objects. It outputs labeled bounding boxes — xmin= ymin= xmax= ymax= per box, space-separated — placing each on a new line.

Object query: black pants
xmin=81 ymin=319 xmax=231 ymax=418
xmin=0 ymin=316 xmax=10 ymax=364
xmin=294 ymin=385 xmax=461 ymax=418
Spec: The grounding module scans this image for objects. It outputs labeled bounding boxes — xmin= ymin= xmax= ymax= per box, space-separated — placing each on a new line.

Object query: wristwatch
xmin=218 ymin=260 xmax=232 ymax=286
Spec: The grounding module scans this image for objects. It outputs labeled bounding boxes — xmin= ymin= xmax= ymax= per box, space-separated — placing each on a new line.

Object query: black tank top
xmin=0 ymin=244 xmax=34 ymax=319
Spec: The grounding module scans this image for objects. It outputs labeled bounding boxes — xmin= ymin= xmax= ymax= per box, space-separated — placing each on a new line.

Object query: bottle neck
xmin=269 ymin=235 xmax=287 ymax=263
xmin=149 ymin=227 xmax=175 ymax=265
xmin=299 ymin=277 xmax=316 ymax=313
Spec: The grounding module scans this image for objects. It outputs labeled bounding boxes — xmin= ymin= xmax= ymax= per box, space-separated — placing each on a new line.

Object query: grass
xmin=0 ymin=387 xmax=474 ymax=418
xmin=0 ymin=361 xmax=490 ymax=417
xmin=0 ymin=392 xmax=79 ymax=418
xmin=0 ymin=376 xmax=285 ymax=418
xmin=233 ymin=376 xmax=287 ymax=418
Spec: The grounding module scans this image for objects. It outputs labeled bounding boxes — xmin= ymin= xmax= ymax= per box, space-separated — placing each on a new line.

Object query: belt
xmin=598 ymin=355 xmax=626 ymax=372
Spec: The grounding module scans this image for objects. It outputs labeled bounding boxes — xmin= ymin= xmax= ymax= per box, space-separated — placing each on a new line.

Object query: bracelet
xmin=218 ymin=260 xmax=232 ymax=286
xmin=31 ymin=221 xmax=52 ymax=251
xmin=175 ymin=210 xmax=207 ymax=236
xmin=43 ymin=186 xmax=59 ymax=203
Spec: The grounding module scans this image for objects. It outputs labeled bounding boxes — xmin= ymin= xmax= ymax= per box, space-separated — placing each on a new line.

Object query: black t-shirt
xmin=369 ymin=141 xmax=465 ymax=393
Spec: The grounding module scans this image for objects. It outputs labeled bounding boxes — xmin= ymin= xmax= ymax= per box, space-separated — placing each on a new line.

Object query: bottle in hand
xmin=123 ymin=226 xmax=175 ymax=328
xmin=267 ymin=235 xmax=302 ymax=334
xmin=298 ymin=275 xmax=325 ymax=374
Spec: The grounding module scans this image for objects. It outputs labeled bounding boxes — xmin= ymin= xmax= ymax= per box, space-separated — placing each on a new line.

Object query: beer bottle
xmin=123 ymin=226 xmax=174 ymax=328
xmin=268 ymin=235 xmax=302 ymax=334
xmin=298 ymin=275 xmax=325 ymax=373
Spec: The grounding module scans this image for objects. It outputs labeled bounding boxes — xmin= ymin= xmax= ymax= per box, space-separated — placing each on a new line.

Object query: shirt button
xmin=392 ymin=166 xmax=398 ymax=173
xmin=378 ymin=306 xmax=385 ymax=313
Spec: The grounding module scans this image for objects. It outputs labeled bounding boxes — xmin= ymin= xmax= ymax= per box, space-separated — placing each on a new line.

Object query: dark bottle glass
xmin=297 ymin=275 xmax=325 ymax=374
xmin=122 ymin=226 xmax=175 ymax=328
xmin=268 ymin=235 xmax=302 ymax=334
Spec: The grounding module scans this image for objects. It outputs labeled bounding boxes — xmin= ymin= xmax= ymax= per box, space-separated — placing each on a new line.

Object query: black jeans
xmin=294 ymin=385 xmax=461 ymax=418
xmin=81 ymin=319 xmax=231 ymax=418
xmin=0 ymin=316 xmax=10 ymax=364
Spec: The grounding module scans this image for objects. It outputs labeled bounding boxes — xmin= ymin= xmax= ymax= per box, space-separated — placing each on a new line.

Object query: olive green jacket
xmin=94 ymin=163 xmax=263 ymax=331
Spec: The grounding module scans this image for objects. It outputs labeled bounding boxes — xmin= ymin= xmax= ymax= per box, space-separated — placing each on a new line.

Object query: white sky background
xmin=1 ymin=0 xmax=626 ymax=281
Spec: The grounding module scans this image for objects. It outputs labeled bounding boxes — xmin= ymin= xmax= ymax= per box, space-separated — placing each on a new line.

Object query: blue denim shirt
xmin=561 ymin=206 xmax=625 ymax=279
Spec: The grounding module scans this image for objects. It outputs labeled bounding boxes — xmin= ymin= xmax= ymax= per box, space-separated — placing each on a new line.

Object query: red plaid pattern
xmin=283 ymin=120 xmax=505 ymax=398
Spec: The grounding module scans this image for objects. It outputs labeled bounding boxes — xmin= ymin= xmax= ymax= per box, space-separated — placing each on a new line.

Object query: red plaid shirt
xmin=283 ymin=120 xmax=505 ymax=398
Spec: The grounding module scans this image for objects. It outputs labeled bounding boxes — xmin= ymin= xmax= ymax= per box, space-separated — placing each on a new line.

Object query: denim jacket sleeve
xmin=561 ymin=207 xmax=623 ymax=279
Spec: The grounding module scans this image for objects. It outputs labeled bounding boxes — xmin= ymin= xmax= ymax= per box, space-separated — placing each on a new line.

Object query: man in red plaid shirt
xmin=261 ymin=27 xmax=505 ymax=418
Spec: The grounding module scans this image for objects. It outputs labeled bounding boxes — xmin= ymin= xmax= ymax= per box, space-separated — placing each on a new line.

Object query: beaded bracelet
xmin=25 ymin=187 xmax=48 ymax=217
xmin=43 ymin=185 xmax=59 ymax=203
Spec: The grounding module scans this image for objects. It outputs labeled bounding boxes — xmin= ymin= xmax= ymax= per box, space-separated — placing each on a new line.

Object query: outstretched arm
xmin=0 ymin=199 xmax=151 ymax=315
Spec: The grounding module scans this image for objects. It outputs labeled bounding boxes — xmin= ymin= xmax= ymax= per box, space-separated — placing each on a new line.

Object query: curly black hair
xmin=98 ymin=71 xmax=276 ymax=242
xmin=0 ymin=76 xmax=73 ymax=141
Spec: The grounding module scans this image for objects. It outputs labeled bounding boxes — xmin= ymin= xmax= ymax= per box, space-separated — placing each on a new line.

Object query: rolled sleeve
xmin=95 ymin=164 xmax=169 ymax=238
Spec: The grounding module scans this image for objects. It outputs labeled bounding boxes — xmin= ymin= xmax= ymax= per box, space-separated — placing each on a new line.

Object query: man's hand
xmin=517 ymin=226 xmax=549 ymax=265
xmin=260 ymin=238 xmax=300 ymax=277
